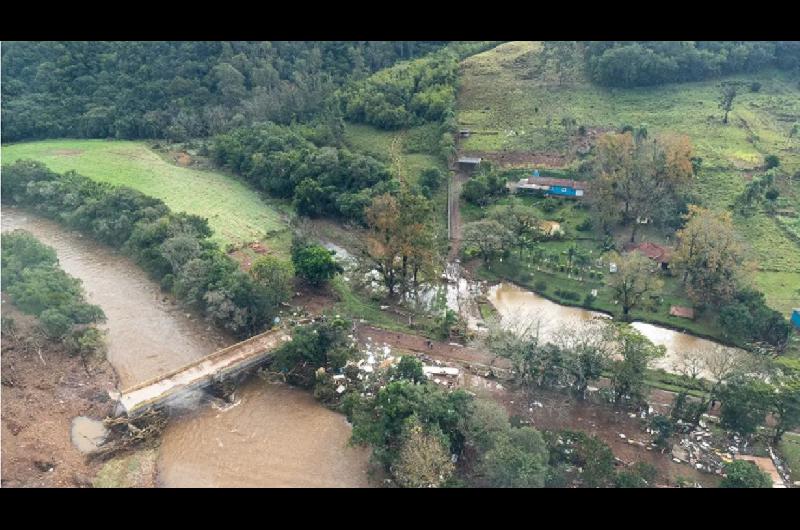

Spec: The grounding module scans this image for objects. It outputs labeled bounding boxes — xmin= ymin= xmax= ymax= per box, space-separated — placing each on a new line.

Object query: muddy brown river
xmin=1 ymin=207 xmax=371 ymax=487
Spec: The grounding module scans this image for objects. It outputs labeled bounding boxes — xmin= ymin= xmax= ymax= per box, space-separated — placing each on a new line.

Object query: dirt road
xmin=448 ymin=170 xmax=469 ymax=261
xmin=355 ymin=325 xmax=511 ymax=371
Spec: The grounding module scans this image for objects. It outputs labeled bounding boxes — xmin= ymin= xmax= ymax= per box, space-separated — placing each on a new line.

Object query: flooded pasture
xmin=487 ymin=282 xmax=746 ymax=378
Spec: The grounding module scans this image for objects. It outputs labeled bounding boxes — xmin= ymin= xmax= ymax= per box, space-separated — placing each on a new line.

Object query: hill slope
xmin=456 ymin=42 xmax=800 ymax=315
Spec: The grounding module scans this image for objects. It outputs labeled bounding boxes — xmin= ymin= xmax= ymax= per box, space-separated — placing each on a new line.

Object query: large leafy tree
xmin=607 ymin=325 xmax=665 ymax=406
xmin=672 ymin=205 xmax=747 ymax=306
xmin=392 ymin=418 xmax=455 ymax=488
xmin=720 ymin=461 xmax=772 ymax=488
xmin=482 ymin=427 xmax=549 ymax=488
xmin=291 ymin=242 xmax=343 ymax=287
xmin=609 ymin=251 xmax=663 ymax=318
xmin=717 ymin=375 xmax=772 ymax=436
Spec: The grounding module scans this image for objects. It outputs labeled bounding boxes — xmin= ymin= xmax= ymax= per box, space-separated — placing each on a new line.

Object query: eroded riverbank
xmin=2 ymin=207 xmax=229 ymax=388
xmin=1 ymin=207 xmax=372 ymax=487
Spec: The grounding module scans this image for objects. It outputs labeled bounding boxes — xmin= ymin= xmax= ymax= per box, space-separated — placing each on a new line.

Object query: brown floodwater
xmin=487 ymin=282 xmax=746 ymax=377
xmin=2 ymin=207 xmax=371 ymax=487
xmin=487 ymin=282 xmax=609 ymax=340
xmin=157 ymin=380 xmax=372 ymax=487
xmin=2 ymin=207 xmax=229 ymax=388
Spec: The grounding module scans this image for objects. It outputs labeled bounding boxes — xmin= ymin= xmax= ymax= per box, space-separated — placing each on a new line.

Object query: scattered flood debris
xmin=89 ymin=409 xmax=168 ymax=462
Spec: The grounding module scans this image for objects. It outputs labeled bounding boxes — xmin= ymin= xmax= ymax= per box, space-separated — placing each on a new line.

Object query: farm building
xmin=623 ymin=241 xmax=672 ymax=270
xmin=515 ymin=170 xmax=586 ymax=198
xmin=792 ymin=309 xmax=800 ymax=330
xmin=457 ymin=156 xmax=482 ymax=172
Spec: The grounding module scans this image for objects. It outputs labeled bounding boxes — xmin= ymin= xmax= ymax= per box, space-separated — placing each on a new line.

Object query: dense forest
xmin=212 ymin=123 xmax=393 ymax=223
xmin=1 ymin=41 xmax=447 ymax=142
xmin=584 ymin=41 xmax=800 ymax=87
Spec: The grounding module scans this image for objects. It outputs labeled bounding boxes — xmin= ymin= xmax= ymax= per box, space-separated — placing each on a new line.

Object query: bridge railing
xmin=118 ymin=327 xmax=288 ymax=395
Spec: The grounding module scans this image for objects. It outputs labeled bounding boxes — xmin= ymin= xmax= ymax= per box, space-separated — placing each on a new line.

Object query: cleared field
xmin=456 ymin=42 xmax=800 ymax=314
xmin=2 ymin=140 xmax=291 ymax=254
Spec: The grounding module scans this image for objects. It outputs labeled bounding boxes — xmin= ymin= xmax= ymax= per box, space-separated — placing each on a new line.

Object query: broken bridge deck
xmin=115 ymin=328 xmax=291 ymax=416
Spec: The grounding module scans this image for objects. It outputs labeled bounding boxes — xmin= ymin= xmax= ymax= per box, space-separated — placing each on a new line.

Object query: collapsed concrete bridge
xmin=113 ymin=328 xmax=291 ymax=417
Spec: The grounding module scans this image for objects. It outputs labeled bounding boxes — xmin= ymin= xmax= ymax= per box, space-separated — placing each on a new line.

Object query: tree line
xmin=1 ymin=41 xmax=447 ymax=143
xmin=1 ymin=230 xmax=106 ymax=357
xmin=583 ymin=41 xmax=800 ymax=88
xmin=2 ymin=160 xmax=286 ymax=338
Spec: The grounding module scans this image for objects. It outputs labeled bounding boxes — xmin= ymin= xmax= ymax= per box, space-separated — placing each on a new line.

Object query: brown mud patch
xmin=173 ymin=151 xmax=193 ymax=167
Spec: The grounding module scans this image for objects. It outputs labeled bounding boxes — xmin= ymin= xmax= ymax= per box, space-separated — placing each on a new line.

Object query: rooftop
xmin=524 ymin=176 xmax=586 ymax=189
xmin=624 ymin=241 xmax=672 ymax=263
xmin=457 ymin=157 xmax=482 ymax=164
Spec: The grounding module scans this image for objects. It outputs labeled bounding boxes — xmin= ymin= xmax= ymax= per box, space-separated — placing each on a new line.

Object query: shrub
xmin=554 ymin=289 xmax=580 ymax=301
xmin=65 ymin=327 xmax=107 ymax=359
xmin=764 ymin=154 xmax=780 ymax=169
xmin=291 ymin=241 xmax=343 ymax=287
xmin=750 ymin=81 xmax=762 ymax=92
xmin=583 ymin=293 xmax=596 ymax=307
xmin=38 ymin=309 xmax=73 ymax=340
xmin=577 ymin=218 xmax=593 ymax=232
xmin=534 ymin=280 xmax=548 ymax=293
xmin=720 ymin=461 xmax=772 ymax=488
xmin=540 ymin=198 xmax=559 ymax=214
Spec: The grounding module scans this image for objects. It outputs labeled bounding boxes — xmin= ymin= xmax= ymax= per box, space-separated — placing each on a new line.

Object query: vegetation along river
xmin=1 ymin=207 xmax=371 ymax=487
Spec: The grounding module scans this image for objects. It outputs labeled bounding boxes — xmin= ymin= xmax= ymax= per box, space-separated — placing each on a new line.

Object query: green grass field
xmin=2 ymin=139 xmax=292 ymax=255
xmin=456 ymin=42 xmax=800 ymax=315
xmin=779 ymin=432 xmax=800 ymax=483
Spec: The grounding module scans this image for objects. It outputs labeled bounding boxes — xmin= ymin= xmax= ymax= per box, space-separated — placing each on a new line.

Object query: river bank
xmin=1 ymin=296 xmax=119 ymax=487
xmin=1 ymin=207 xmax=373 ymax=488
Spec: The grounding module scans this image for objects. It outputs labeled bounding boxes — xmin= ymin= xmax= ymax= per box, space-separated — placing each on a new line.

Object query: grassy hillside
xmin=456 ymin=42 xmax=800 ymax=315
xmin=343 ymin=123 xmax=449 ymax=241
xmin=2 ymin=140 xmax=291 ymax=256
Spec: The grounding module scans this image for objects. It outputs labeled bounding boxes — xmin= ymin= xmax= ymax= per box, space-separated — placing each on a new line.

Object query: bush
xmin=534 ymin=280 xmax=548 ymax=293
xmin=540 ymin=198 xmax=559 ymax=214
xmin=750 ymin=81 xmax=762 ymax=92
xmin=65 ymin=327 xmax=107 ymax=359
xmin=720 ymin=461 xmax=772 ymax=488
xmin=291 ymin=240 xmax=343 ymax=287
xmin=583 ymin=293 xmax=596 ymax=307
xmin=38 ymin=309 xmax=73 ymax=340
xmin=576 ymin=218 xmax=593 ymax=232
xmin=764 ymin=154 xmax=780 ymax=169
